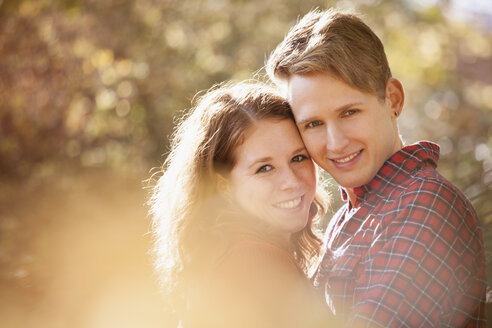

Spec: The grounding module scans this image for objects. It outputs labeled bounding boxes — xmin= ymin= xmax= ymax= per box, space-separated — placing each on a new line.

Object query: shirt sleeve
xmin=350 ymin=178 xmax=486 ymax=328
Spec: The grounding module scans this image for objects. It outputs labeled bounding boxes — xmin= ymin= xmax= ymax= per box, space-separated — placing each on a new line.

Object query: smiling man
xmin=267 ymin=8 xmax=486 ymax=327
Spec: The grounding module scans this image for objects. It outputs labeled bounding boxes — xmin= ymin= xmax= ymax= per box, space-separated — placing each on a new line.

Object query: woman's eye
xmin=256 ymin=165 xmax=272 ymax=174
xmin=306 ymin=120 xmax=322 ymax=128
xmin=292 ymin=154 xmax=308 ymax=162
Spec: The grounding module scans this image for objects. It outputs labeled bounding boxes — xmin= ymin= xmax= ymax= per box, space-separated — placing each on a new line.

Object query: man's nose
xmin=325 ymin=123 xmax=349 ymax=154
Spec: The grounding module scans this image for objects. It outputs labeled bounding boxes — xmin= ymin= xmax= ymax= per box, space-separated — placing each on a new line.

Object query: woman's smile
xmin=273 ymin=195 xmax=303 ymax=209
xmin=228 ymin=118 xmax=316 ymax=237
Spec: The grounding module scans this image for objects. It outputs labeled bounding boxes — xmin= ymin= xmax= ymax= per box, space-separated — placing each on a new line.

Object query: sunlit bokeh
xmin=0 ymin=0 xmax=491 ymax=327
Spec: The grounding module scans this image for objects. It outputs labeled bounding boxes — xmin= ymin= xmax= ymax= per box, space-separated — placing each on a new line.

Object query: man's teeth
xmin=275 ymin=197 xmax=301 ymax=209
xmin=334 ymin=151 xmax=360 ymax=163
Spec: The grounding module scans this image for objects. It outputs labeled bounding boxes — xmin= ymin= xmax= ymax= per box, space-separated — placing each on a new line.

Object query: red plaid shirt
xmin=315 ymin=141 xmax=486 ymax=327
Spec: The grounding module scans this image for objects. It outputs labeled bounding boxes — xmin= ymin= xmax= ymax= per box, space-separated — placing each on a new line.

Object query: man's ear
xmin=385 ymin=78 xmax=405 ymax=116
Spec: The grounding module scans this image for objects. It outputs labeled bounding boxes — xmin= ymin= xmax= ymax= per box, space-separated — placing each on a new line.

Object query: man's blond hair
xmin=266 ymin=8 xmax=391 ymax=99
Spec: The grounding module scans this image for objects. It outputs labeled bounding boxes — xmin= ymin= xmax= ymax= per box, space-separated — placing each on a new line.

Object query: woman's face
xmin=227 ymin=118 xmax=317 ymax=240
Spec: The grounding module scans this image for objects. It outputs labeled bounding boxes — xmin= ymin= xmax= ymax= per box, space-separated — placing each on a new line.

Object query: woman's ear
xmin=309 ymin=202 xmax=318 ymax=220
xmin=215 ymin=173 xmax=230 ymax=198
xmin=385 ymin=78 xmax=405 ymax=116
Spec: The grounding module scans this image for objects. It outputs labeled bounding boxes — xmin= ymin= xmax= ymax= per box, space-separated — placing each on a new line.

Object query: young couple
xmin=150 ymin=9 xmax=486 ymax=328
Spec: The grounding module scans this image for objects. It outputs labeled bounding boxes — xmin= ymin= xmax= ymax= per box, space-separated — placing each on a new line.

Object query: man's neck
xmin=343 ymin=141 xmax=405 ymax=207
xmin=346 ymin=188 xmax=357 ymax=207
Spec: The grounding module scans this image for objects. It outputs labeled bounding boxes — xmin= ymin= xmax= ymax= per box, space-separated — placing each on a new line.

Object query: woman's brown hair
xmin=148 ymin=80 xmax=329 ymax=312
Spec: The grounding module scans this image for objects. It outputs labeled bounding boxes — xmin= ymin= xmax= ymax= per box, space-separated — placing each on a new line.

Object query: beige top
xmin=184 ymin=227 xmax=338 ymax=328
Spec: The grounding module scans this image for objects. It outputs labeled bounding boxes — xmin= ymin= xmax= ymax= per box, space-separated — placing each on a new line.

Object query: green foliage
xmin=0 ymin=0 xmax=491 ymax=324
xmin=0 ymin=0 xmax=491 ymax=240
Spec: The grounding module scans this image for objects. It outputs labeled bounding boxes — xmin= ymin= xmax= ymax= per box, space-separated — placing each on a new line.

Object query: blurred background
xmin=0 ymin=0 xmax=491 ymax=327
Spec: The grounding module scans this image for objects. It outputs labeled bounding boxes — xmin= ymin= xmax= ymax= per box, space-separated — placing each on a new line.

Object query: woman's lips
xmin=274 ymin=196 xmax=303 ymax=209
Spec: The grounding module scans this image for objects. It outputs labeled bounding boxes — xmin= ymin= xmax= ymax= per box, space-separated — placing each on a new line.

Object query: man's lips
xmin=331 ymin=150 xmax=362 ymax=164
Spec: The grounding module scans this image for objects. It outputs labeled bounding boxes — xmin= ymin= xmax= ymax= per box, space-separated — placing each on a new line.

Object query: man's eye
xmin=292 ymin=154 xmax=308 ymax=162
xmin=307 ymin=121 xmax=322 ymax=128
xmin=342 ymin=109 xmax=358 ymax=117
xmin=256 ymin=165 xmax=272 ymax=174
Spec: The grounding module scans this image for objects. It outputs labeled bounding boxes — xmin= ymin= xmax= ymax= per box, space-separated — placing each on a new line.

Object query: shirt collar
xmin=340 ymin=141 xmax=440 ymax=205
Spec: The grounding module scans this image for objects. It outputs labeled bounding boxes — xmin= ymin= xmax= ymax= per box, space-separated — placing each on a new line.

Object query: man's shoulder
xmin=403 ymin=166 xmax=472 ymax=207
xmin=388 ymin=166 xmax=481 ymax=234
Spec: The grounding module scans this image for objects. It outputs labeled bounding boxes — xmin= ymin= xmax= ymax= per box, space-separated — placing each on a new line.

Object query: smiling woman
xmin=148 ymin=81 xmax=336 ymax=327
xmin=227 ymin=118 xmax=317 ymax=243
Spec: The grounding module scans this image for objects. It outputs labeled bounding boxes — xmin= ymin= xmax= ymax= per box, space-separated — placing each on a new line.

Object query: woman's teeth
xmin=275 ymin=197 xmax=302 ymax=209
xmin=333 ymin=151 xmax=361 ymax=163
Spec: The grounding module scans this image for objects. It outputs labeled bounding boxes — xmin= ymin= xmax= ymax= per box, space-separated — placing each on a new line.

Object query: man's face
xmin=287 ymin=72 xmax=403 ymax=190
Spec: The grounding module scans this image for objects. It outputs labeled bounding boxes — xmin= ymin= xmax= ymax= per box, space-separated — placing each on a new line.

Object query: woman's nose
xmin=280 ymin=167 xmax=302 ymax=190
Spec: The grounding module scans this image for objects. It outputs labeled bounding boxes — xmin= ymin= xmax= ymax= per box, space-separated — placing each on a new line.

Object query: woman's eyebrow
xmin=247 ymin=157 xmax=272 ymax=169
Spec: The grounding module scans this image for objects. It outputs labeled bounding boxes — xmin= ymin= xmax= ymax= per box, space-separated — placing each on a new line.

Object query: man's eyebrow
xmin=296 ymin=102 xmax=363 ymax=125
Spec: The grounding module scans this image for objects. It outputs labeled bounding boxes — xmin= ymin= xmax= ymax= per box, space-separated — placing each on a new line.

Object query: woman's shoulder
xmin=210 ymin=230 xmax=336 ymax=327
xmin=217 ymin=230 xmax=300 ymax=277
xmin=191 ymin=227 xmax=337 ymax=328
